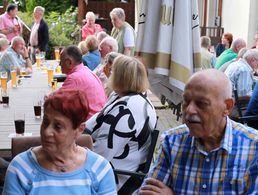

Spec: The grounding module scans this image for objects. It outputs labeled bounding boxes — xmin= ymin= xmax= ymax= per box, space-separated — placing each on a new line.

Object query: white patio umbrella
xmin=135 ymin=0 xmax=201 ymax=108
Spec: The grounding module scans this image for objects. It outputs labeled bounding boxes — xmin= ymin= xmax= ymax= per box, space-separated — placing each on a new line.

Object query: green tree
xmin=26 ymin=0 xmax=71 ymax=15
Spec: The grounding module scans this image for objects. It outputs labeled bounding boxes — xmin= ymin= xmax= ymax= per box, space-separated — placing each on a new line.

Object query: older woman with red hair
xmin=3 ymin=89 xmax=117 ymax=195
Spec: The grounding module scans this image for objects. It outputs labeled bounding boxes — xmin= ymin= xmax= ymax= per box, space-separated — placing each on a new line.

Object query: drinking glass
xmin=20 ymin=67 xmax=26 ymax=77
xmin=1 ymin=72 xmax=7 ymax=94
xmin=1 ymin=89 xmax=9 ymax=107
xmin=35 ymin=53 xmax=41 ymax=69
xmin=54 ymin=48 xmax=60 ymax=61
xmin=33 ymin=100 xmax=42 ymax=119
xmin=51 ymin=78 xmax=57 ymax=92
xmin=11 ymin=68 xmax=17 ymax=88
xmin=14 ymin=112 xmax=25 ymax=136
xmin=47 ymin=68 xmax=54 ymax=86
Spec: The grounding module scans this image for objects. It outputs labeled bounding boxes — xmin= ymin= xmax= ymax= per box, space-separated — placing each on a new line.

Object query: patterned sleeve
xmin=90 ymin=102 xmax=137 ymax=161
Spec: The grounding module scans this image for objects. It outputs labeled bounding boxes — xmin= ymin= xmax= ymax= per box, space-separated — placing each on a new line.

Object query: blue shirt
xmin=0 ymin=47 xmax=25 ymax=80
xmin=3 ymin=149 xmax=117 ymax=195
xmin=141 ymin=117 xmax=258 ymax=194
xmin=225 ymin=58 xmax=254 ymax=96
xmin=82 ymin=49 xmax=101 ymax=71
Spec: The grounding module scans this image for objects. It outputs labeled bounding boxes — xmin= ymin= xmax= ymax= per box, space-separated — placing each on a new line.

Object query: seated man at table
xmin=139 ymin=69 xmax=258 ymax=194
xmin=59 ymin=45 xmax=106 ymax=119
xmin=0 ymin=36 xmax=32 ymax=80
xmin=225 ymin=49 xmax=258 ymax=97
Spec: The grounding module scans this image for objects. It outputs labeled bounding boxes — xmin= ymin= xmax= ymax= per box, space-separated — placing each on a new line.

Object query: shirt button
xmin=206 ymin=158 xmax=210 ymax=162
xmin=202 ymin=184 xmax=207 ymax=189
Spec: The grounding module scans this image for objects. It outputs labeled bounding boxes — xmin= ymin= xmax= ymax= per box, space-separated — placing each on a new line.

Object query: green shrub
xmin=19 ymin=6 xmax=80 ymax=59
xmin=25 ymin=0 xmax=71 ymax=15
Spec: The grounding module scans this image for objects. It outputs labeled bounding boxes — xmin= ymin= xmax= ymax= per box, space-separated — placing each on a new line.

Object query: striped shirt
xmin=142 ymin=117 xmax=258 ymax=194
xmin=225 ymin=58 xmax=254 ymax=96
xmin=3 ymin=149 xmax=117 ymax=195
xmin=0 ymin=47 xmax=25 ymax=80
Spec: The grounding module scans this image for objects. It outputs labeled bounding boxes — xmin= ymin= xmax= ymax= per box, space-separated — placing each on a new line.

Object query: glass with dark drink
xmin=14 ymin=120 xmax=25 ymax=135
xmin=1 ymin=89 xmax=9 ymax=107
xmin=14 ymin=112 xmax=25 ymax=136
xmin=34 ymin=105 xmax=41 ymax=119
xmin=2 ymin=95 xmax=9 ymax=106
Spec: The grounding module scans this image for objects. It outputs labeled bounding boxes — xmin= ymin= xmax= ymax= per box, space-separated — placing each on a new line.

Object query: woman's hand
xmin=139 ymin=178 xmax=174 ymax=195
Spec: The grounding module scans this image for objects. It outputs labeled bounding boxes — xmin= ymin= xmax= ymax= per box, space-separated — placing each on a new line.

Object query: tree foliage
xmin=25 ymin=0 xmax=72 ymax=15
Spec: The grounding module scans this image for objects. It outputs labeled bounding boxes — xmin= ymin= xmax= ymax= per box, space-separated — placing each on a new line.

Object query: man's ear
xmin=223 ymin=98 xmax=235 ymax=116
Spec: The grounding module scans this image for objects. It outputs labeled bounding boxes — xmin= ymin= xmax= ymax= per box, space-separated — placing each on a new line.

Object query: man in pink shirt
xmin=59 ymin=45 xmax=107 ymax=119
xmin=0 ymin=4 xmax=22 ymax=42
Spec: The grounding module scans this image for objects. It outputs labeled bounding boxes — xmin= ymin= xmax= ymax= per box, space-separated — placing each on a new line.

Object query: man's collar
xmin=5 ymin=12 xmax=15 ymax=19
xmin=67 ymin=63 xmax=83 ymax=75
xmin=191 ymin=117 xmax=233 ymax=154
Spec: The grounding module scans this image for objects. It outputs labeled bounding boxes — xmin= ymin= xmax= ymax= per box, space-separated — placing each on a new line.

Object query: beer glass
xmin=11 ymin=69 xmax=17 ymax=88
xmin=20 ymin=67 xmax=26 ymax=77
xmin=54 ymin=48 xmax=60 ymax=61
xmin=1 ymin=72 xmax=7 ymax=95
xmin=47 ymin=68 xmax=54 ymax=86
xmin=36 ymin=53 xmax=41 ymax=69
xmin=51 ymin=78 xmax=57 ymax=92
xmin=14 ymin=112 xmax=25 ymax=136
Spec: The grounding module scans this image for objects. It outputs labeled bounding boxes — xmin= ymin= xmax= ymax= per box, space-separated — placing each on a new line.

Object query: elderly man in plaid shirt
xmin=140 ymin=69 xmax=258 ymax=195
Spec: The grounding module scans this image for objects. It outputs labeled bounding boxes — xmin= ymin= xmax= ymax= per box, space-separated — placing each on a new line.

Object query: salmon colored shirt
xmin=81 ymin=23 xmax=103 ymax=41
xmin=0 ymin=12 xmax=22 ymax=41
xmin=61 ymin=63 xmax=106 ymax=119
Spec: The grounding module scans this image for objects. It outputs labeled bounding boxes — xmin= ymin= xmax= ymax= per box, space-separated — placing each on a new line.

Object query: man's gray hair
xmin=110 ymin=8 xmax=125 ymax=21
xmin=231 ymin=38 xmax=246 ymax=53
xmin=200 ymin=36 xmax=211 ymax=48
xmin=34 ymin=6 xmax=45 ymax=14
xmin=100 ymin=36 xmax=118 ymax=52
xmin=11 ymin=36 xmax=24 ymax=47
xmin=0 ymin=38 xmax=9 ymax=49
xmin=243 ymin=49 xmax=258 ymax=62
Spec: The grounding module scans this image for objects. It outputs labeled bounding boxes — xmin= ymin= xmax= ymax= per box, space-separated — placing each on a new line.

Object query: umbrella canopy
xmin=135 ymin=0 xmax=201 ymax=106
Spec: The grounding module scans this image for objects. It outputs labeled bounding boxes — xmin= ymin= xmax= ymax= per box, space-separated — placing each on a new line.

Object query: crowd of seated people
xmin=1 ymin=2 xmax=258 ymax=195
xmin=200 ymin=32 xmax=258 ymax=130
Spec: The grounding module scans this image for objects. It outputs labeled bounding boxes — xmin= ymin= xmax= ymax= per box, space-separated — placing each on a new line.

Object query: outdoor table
xmin=0 ymin=60 xmax=61 ymax=158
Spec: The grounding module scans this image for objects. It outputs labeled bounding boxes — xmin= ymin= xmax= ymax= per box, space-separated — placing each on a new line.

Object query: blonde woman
xmin=86 ymin=55 xmax=157 ymax=191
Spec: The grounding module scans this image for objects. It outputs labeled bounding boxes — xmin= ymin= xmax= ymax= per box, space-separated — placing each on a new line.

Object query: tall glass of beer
xmin=1 ymin=72 xmax=7 ymax=94
xmin=11 ymin=70 xmax=17 ymax=88
xmin=47 ymin=68 xmax=54 ymax=86
xmin=55 ymin=48 xmax=60 ymax=61
xmin=36 ymin=53 xmax=41 ymax=69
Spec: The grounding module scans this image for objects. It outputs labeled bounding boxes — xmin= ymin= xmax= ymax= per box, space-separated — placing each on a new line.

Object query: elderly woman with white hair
xmin=110 ymin=8 xmax=135 ymax=56
xmin=81 ymin=11 xmax=103 ymax=41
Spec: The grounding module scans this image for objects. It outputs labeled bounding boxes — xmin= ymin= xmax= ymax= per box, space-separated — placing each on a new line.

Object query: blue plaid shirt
xmin=225 ymin=59 xmax=254 ymax=96
xmin=142 ymin=117 xmax=258 ymax=194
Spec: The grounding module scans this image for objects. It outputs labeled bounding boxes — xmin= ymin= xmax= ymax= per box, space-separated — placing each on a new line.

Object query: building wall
xmin=222 ymin=0 xmax=253 ymax=47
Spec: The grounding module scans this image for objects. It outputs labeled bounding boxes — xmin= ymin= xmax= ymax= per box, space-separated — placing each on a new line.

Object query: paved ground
xmin=148 ymin=91 xmax=182 ymax=155
xmin=148 ymin=90 xmax=182 ymax=132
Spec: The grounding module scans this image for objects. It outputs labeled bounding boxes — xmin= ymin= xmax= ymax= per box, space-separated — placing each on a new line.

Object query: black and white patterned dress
xmin=86 ymin=92 xmax=157 ymax=189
